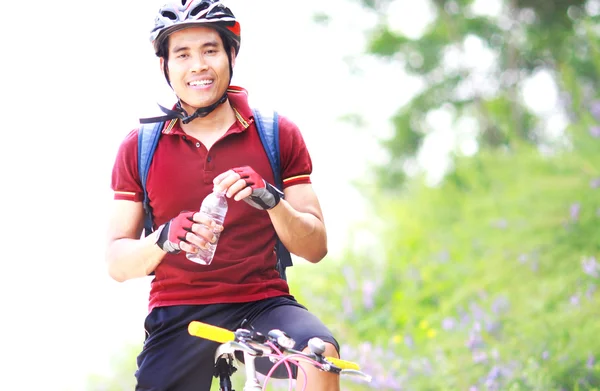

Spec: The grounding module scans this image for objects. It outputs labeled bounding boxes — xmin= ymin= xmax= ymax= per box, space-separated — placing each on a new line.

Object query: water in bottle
xmin=186 ymin=189 xmax=228 ymax=265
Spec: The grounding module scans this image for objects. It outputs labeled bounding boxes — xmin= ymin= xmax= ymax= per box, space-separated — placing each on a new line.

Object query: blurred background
xmin=2 ymin=0 xmax=599 ymax=389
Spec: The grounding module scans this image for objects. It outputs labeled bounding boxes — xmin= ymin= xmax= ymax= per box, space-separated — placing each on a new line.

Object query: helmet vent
xmin=161 ymin=10 xmax=177 ymax=20
xmin=190 ymin=3 xmax=210 ymax=17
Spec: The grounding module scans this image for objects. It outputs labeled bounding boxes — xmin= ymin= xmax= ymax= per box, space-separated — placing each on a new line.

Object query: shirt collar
xmin=161 ymin=85 xmax=254 ymax=135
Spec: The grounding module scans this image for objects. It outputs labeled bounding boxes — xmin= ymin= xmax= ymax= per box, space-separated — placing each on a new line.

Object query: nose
xmin=190 ymin=53 xmax=209 ymax=73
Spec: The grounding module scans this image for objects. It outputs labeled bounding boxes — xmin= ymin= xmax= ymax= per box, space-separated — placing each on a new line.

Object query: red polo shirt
xmin=111 ymin=86 xmax=313 ymax=311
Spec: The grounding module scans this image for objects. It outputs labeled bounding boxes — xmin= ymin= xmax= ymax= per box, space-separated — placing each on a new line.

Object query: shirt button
xmin=196 ymin=142 xmax=201 ymax=148
xmin=207 ymin=156 xmax=212 ymax=162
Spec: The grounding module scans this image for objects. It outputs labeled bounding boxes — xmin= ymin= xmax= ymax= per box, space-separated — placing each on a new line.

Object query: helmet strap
xmin=176 ymin=91 xmax=228 ymax=124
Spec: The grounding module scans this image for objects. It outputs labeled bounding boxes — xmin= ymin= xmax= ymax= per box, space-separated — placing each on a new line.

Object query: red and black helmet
xmin=150 ymin=0 xmax=241 ymax=57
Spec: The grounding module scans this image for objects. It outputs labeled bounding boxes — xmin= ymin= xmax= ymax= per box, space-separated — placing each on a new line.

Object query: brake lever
xmin=340 ymin=369 xmax=373 ymax=382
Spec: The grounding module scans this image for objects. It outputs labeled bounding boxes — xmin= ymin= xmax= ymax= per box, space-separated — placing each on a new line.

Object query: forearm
xmin=267 ymin=199 xmax=327 ymax=263
xmin=105 ymin=230 xmax=166 ymax=282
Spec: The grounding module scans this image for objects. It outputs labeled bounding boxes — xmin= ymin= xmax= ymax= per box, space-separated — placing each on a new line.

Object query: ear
xmin=230 ymin=47 xmax=236 ymax=69
xmin=160 ymin=57 xmax=168 ymax=76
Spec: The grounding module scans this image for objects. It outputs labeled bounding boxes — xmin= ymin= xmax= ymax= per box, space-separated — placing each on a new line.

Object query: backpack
xmin=137 ymin=108 xmax=294 ymax=280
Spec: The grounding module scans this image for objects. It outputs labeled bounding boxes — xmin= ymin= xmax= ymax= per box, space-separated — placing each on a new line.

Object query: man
xmin=106 ymin=1 xmax=340 ymax=390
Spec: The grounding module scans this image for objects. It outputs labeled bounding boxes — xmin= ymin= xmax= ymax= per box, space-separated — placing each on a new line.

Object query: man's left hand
xmin=214 ymin=166 xmax=283 ymax=210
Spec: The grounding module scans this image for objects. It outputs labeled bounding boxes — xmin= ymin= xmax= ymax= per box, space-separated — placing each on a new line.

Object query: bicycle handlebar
xmin=189 ymin=320 xmax=236 ymax=343
xmin=188 ymin=320 xmax=371 ymax=380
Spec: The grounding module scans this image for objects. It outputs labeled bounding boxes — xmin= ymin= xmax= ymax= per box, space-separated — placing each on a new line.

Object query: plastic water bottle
xmin=186 ymin=189 xmax=228 ymax=265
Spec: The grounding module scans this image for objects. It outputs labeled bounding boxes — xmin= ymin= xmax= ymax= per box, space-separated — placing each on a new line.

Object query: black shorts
xmin=134 ymin=295 xmax=339 ymax=391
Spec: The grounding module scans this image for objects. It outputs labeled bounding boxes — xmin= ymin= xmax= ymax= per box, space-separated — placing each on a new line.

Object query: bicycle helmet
xmin=151 ymin=0 xmax=241 ymax=58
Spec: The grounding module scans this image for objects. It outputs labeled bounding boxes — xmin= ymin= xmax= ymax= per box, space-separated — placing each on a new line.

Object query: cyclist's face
xmin=164 ymin=26 xmax=233 ymax=111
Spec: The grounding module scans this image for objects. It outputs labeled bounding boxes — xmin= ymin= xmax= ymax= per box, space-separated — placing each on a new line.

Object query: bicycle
xmin=188 ymin=319 xmax=372 ymax=391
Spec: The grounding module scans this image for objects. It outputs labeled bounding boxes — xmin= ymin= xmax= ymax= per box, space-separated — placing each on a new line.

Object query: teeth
xmin=189 ymin=80 xmax=213 ymax=86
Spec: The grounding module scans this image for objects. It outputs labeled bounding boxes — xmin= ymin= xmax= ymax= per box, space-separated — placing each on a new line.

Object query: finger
xmin=185 ymin=231 xmax=210 ymax=250
xmin=192 ymin=212 xmax=216 ymax=228
xmin=233 ymin=186 xmax=253 ymax=202
xmin=226 ymin=178 xmax=249 ymax=199
xmin=213 ymin=169 xmax=237 ymax=186
xmin=191 ymin=223 xmax=217 ymax=244
xmin=219 ymin=173 xmax=242 ymax=193
xmin=179 ymin=241 xmax=199 ymax=254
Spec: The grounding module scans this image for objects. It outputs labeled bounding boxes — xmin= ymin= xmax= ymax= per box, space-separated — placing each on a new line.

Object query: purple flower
xmin=342 ymin=296 xmax=353 ymax=317
xmin=486 ymin=320 xmax=502 ymax=335
xmin=591 ymin=126 xmax=600 ymax=138
xmin=466 ymin=332 xmax=485 ymax=350
xmin=542 ymin=351 xmax=550 ymax=360
xmin=472 ymin=351 xmax=488 ymax=364
xmin=380 ymin=376 xmax=403 ymax=389
xmin=587 ymin=354 xmax=595 ymax=369
xmin=362 ymin=280 xmax=376 ymax=309
xmin=586 ymin=284 xmax=597 ymax=299
xmin=570 ymin=294 xmax=580 ymax=306
xmin=438 ymin=250 xmax=450 ymax=263
xmin=530 ymin=261 xmax=539 ymax=272
xmin=492 ymin=296 xmax=510 ymax=314
xmin=442 ymin=317 xmax=456 ymax=330
xmin=342 ymin=266 xmax=357 ymax=291
xmin=518 ymin=253 xmax=528 ymax=264
xmin=358 ymin=342 xmax=373 ymax=355
xmin=570 ymin=203 xmax=581 ymax=221
xmin=485 ymin=376 xmax=500 ymax=391
xmin=490 ymin=348 xmax=500 ymax=360
xmin=458 ymin=307 xmax=470 ymax=326
xmin=487 ymin=366 xmax=502 ymax=381
xmin=470 ymin=302 xmax=486 ymax=321
xmin=590 ymin=100 xmax=600 ymax=121
xmin=582 ymin=257 xmax=599 ymax=278
xmin=591 ymin=178 xmax=600 ymax=189
xmin=492 ymin=219 xmax=508 ymax=229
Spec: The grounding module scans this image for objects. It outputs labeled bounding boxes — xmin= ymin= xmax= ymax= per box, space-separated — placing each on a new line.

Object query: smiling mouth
xmin=188 ymin=80 xmax=214 ymax=87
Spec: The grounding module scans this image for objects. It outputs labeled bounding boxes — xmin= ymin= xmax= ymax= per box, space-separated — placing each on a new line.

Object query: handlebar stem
xmin=242 ymin=351 xmax=262 ymax=391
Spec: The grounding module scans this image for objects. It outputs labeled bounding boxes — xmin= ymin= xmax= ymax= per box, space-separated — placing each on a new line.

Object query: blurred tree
xmin=328 ymin=0 xmax=600 ymax=189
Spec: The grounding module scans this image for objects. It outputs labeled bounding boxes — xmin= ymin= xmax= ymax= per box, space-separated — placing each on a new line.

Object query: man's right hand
xmin=155 ymin=211 xmax=222 ymax=254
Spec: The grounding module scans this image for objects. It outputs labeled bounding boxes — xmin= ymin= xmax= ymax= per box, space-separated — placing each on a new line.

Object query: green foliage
xmin=312 ymin=11 xmax=331 ymax=26
xmin=368 ymin=27 xmax=409 ymax=57
xmin=83 ymin=342 xmax=140 ymax=390
xmin=349 ymin=0 xmax=600 ymax=189
xmin=290 ymin=134 xmax=600 ymax=389
xmin=286 ymin=35 xmax=600 ymax=387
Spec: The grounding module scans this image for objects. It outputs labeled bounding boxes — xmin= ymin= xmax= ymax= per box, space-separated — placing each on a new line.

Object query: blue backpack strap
xmin=137 ymin=121 xmax=164 ymax=237
xmin=252 ymin=108 xmax=294 ymax=281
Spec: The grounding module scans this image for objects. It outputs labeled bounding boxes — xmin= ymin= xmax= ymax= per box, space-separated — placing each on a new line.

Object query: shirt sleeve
xmin=277 ymin=115 xmax=313 ymax=189
xmin=111 ymin=129 xmax=144 ymax=202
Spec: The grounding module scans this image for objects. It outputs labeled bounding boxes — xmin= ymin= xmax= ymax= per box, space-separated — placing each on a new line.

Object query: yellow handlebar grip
xmin=188 ymin=321 xmax=236 ymax=343
xmin=325 ymin=357 xmax=360 ymax=370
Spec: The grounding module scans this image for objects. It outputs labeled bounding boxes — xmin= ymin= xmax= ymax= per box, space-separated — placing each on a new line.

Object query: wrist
xmin=265 ymin=181 xmax=284 ymax=210
xmin=155 ymin=222 xmax=180 ymax=253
